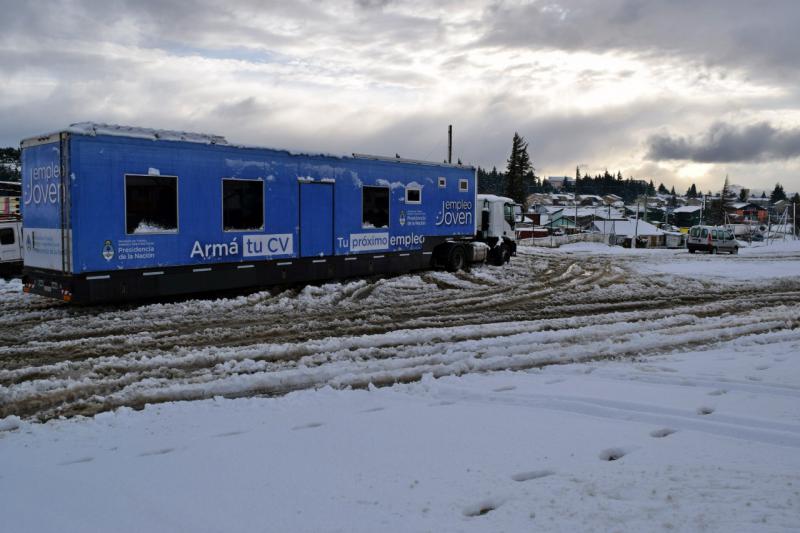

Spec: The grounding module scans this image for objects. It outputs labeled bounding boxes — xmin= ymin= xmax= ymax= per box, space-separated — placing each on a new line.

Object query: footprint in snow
xmin=291 ymin=422 xmax=324 ymax=431
xmin=213 ymin=430 xmax=247 ymax=438
xmin=545 ymin=378 xmax=566 ymax=385
xmin=755 ymin=364 xmax=770 ymax=371
xmin=598 ymin=448 xmax=628 ymax=462
xmin=492 ymin=385 xmax=516 ymax=392
xmin=511 ymin=469 xmax=555 ymax=482
xmin=696 ymin=406 xmax=715 ymax=416
xmin=59 ymin=456 xmax=94 ymax=466
xmin=360 ymin=407 xmax=386 ymax=413
xmin=708 ymin=389 xmax=727 ymax=396
xmin=650 ymin=428 xmax=677 ymax=438
xmin=139 ymin=447 xmax=175 ymax=457
xmin=463 ymin=498 xmax=504 ymax=517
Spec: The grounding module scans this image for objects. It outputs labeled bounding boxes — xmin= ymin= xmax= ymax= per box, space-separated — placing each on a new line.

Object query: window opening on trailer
xmin=223 ymin=179 xmax=264 ymax=231
xmin=0 ymin=227 xmax=14 ymax=245
xmin=405 ymin=186 xmax=421 ymax=204
xmin=459 ymin=179 xmax=469 ymax=192
xmin=438 ymin=177 xmax=446 ymax=188
xmin=362 ymin=186 xmax=389 ymax=229
xmin=125 ymin=175 xmax=178 ymax=234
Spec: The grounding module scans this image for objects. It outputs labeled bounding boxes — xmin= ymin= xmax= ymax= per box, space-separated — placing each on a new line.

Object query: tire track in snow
xmin=1 ymin=250 xmax=799 ymax=420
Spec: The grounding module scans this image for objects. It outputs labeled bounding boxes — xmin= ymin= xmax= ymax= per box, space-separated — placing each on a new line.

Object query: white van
xmin=0 ymin=217 xmax=23 ymax=275
xmin=687 ymin=225 xmax=738 ymax=254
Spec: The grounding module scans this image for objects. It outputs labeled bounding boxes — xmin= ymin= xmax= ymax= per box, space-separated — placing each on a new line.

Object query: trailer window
xmin=0 ymin=228 xmax=14 ymax=245
xmin=459 ymin=179 xmax=469 ymax=192
xmin=438 ymin=177 xmax=446 ymax=188
xmin=125 ymin=175 xmax=178 ymax=234
xmin=223 ymin=179 xmax=264 ymax=231
xmin=405 ymin=186 xmax=421 ymax=204
xmin=363 ymin=186 xmax=389 ymax=229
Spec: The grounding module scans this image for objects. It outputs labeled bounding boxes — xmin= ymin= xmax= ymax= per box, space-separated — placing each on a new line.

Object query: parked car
xmin=687 ymin=225 xmax=738 ymax=254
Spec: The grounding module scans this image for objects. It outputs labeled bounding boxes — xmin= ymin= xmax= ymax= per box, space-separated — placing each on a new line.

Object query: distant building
xmin=729 ymin=202 xmax=767 ymax=223
xmin=672 ymin=205 xmax=702 ymax=228
xmin=547 ymin=176 xmax=574 ymax=190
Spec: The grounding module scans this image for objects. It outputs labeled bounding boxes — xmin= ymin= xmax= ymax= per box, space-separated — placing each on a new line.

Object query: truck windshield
xmin=504 ymin=204 xmax=515 ymax=227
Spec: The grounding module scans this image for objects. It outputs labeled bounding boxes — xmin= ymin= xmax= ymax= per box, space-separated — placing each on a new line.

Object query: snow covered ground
xmin=1 ymin=244 xmax=799 ymax=531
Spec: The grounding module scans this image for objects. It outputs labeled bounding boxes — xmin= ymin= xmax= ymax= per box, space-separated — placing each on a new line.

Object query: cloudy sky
xmin=1 ymin=0 xmax=799 ymax=193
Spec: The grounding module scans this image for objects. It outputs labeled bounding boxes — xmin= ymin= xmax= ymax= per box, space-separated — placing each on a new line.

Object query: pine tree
xmin=646 ymin=180 xmax=656 ymax=196
xmin=657 ymin=183 xmax=669 ymax=194
xmin=670 ymin=185 xmax=676 ymax=196
xmin=686 ymin=183 xmax=697 ymax=198
xmin=738 ymin=188 xmax=749 ymax=202
xmin=0 ymin=147 xmax=21 ymax=181
xmin=770 ymin=183 xmax=787 ymax=203
xmin=504 ymin=133 xmax=531 ymax=205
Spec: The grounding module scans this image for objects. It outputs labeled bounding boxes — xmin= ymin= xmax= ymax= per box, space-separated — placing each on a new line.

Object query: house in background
xmin=672 ymin=205 xmax=702 ymax=229
xmin=729 ymin=202 xmax=767 ymax=223
xmin=592 ymin=219 xmax=666 ymax=248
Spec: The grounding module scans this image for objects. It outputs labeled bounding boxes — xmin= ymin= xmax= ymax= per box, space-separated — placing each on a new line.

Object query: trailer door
xmin=299 ymin=182 xmax=333 ymax=257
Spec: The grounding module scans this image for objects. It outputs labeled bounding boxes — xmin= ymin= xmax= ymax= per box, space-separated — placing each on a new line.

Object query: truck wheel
xmin=732 ymin=247 xmax=738 ymax=255
xmin=501 ymin=244 xmax=511 ymax=264
xmin=688 ymin=248 xmax=695 ymax=254
xmin=489 ymin=245 xmax=504 ymax=266
xmin=446 ymin=245 xmax=466 ymax=272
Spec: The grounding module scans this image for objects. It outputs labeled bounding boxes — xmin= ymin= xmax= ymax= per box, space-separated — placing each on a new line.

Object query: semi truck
xmin=20 ymin=123 xmax=518 ymax=303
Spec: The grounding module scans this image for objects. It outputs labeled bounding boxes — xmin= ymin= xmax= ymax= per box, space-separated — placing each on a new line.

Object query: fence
xmin=518 ymin=233 xmax=609 ymax=248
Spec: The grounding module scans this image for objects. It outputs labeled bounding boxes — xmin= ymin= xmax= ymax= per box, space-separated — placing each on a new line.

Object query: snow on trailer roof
xmin=67 ymin=122 xmax=229 ymax=145
xmin=22 ymin=122 xmax=474 ymax=170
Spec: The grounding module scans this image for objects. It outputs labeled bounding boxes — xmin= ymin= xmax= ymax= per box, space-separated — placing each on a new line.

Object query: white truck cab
xmin=0 ymin=216 xmax=23 ymax=275
xmin=477 ymin=194 xmax=520 ymax=265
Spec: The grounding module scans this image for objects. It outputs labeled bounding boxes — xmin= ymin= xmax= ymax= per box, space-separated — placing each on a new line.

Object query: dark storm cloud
xmin=479 ymin=0 xmax=800 ymax=80
xmin=646 ymin=122 xmax=800 ymax=163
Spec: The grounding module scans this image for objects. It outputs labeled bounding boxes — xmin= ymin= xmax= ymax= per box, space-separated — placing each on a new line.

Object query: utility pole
xmin=447 ymin=125 xmax=452 ymax=164
xmin=633 ymin=201 xmax=639 ymax=249
xmin=700 ymin=195 xmax=705 ymax=225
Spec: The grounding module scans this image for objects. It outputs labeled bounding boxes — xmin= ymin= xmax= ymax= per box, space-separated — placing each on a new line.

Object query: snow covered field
xmin=1 ymin=244 xmax=799 ymax=531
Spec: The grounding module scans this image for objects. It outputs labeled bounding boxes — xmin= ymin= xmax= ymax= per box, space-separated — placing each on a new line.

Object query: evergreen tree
xmin=0 ymin=147 xmax=21 ymax=181
xmin=703 ymin=177 xmax=730 ymax=225
xmin=770 ymin=183 xmax=787 ymax=203
xmin=646 ymin=180 xmax=656 ymax=195
xmin=686 ymin=183 xmax=698 ymax=198
xmin=761 ymin=191 xmax=767 ymax=199
xmin=504 ymin=133 xmax=531 ymax=205
xmin=670 ymin=185 xmax=676 ymax=196
xmin=738 ymin=188 xmax=749 ymax=202
xmin=791 ymin=192 xmax=800 ymax=204
xmin=657 ymin=183 xmax=669 ymax=194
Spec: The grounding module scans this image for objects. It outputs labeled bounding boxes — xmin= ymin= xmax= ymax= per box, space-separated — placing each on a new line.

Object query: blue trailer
xmin=21 ymin=123 xmax=517 ymax=303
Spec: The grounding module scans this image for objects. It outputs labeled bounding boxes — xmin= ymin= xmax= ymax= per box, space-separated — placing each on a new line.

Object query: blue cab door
xmin=299 ymin=182 xmax=334 ymax=257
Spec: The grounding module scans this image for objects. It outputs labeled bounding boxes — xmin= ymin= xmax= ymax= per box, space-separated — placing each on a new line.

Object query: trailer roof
xmin=21 ymin=122 xmax=474 ymax=170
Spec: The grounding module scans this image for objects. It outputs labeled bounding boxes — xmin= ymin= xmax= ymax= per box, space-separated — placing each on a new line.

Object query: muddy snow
xmin=1 ymin=242 xmax=799 ymax=531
